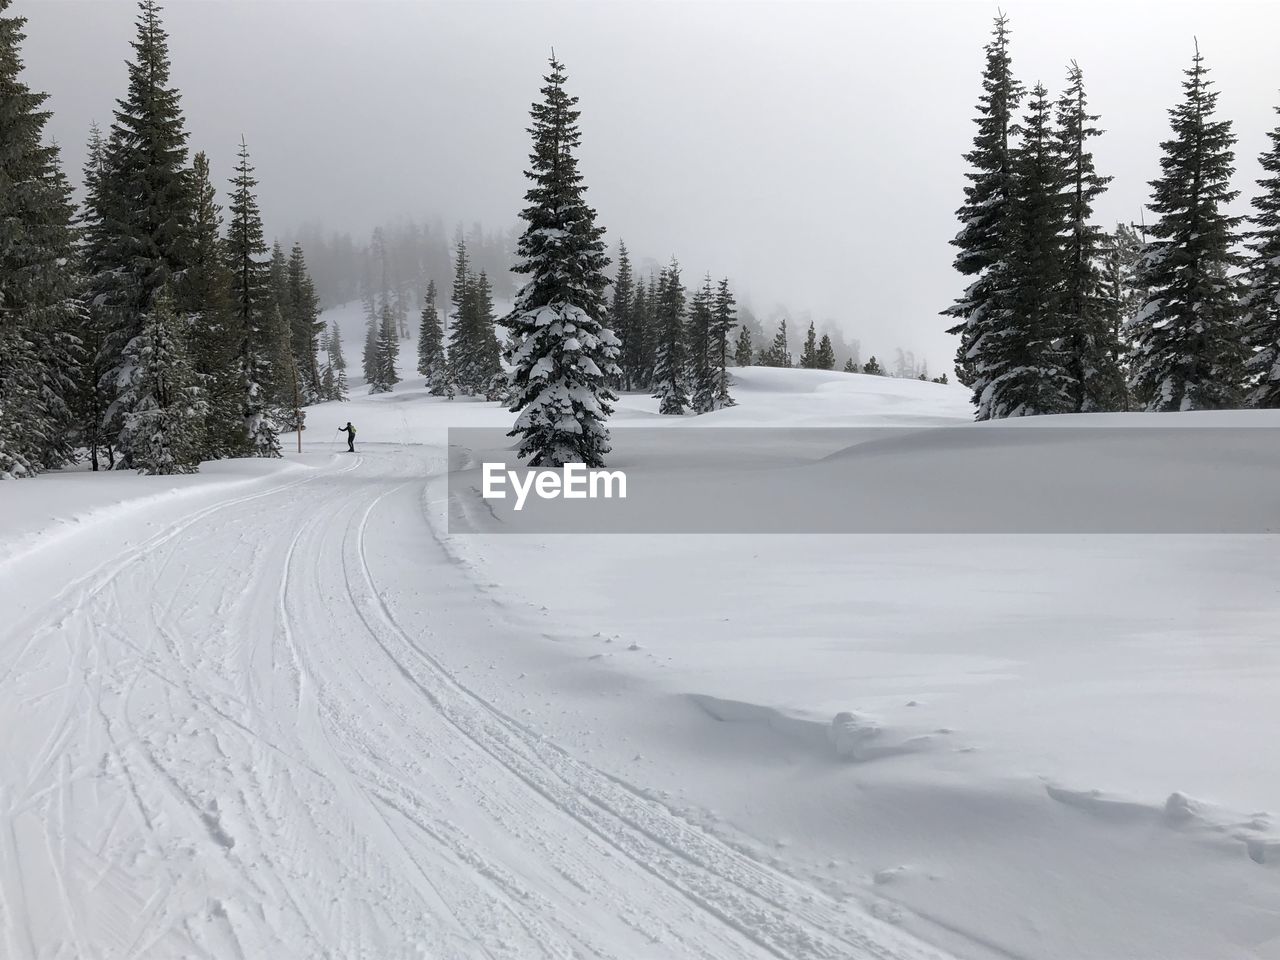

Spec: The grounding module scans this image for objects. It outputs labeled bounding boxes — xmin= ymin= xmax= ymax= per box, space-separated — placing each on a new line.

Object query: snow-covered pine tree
xmin=651 ymin=260 xmax=689 ymax=415
xmin=268 ymin=241 xmax=288 ymax=321
xmin=1054 ymin=62 xmax=1125 ymax=412
xmin=1097 ymin=223 xmax=1142 ymax=410
xmin=77 ymin=123 xmax=118 ymax=471
xmin=416 ymin=278 xmax=449 ymax=394
xmin=183 ymin=150 xmax=243 ymax=460
xmin=119 ymin=288 xmax=204 ymax=475
xmin=325 ymin=319 xmax=348 ymax=400
xmin=0 ymin=0 xmax=83 ymax=479
xmin=610 ymin=241 xmax=634 ymax=388
xmin=688 ymin=275 xmax=716 ymax=413
xmin=226 ymin=139 xmax=280 ymax=457
xmin=978 ymin=83 xmax=1072 ymax=419
xmin=799 ymin=321 xmax=820 ymax=369
xmin=842 ymin=357 xmax=857 ymax=373
xmin=368 ymin=303 xmax=399 ymax=394
xmin=362 ymin=312 xmax=378 ymax=385
xmin=1129 ymin=45 xmax=1245 ymax=411
xmin=1243 ymin=102 xmax=1280 ymax=407
xmin=96 ymin=0 xmax=197 ymax=464
xmin=863 ymin=356 xmax=883 ymax=375
xmin=816 ymin=333 xmax=836 ymax=370
xmin=503 ymin=55 xmax=620 ymax=465
xmin=319 ymin=350 xmax=337 ymax=402
xmin=471 ymin=271 xmax=507 ymax=401
xmin=733 ymin=325 xmax=753 ymax=367
xmin=0 ymin=0 xmax=85 ymax=481
xmin=269 ymin=302 xmax=303 ymax=436
xmin=445 ymin=239 xmax=470 ymax=394
xmin=761 ymin=319 xmax=792 ymax=368
xmin=711 ymin=278 xmax=737 ymax=406
xmin=285 ymin=243 xmax=324 ymax=402
xmin=944 ymin=12 xmax=1023 ymax=396
xmin=629 ymin=273 xmax=657 ymax=388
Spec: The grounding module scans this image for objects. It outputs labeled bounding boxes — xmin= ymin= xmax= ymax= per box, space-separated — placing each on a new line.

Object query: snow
xmin=2 ymin=303 xmax=1279 ymax=959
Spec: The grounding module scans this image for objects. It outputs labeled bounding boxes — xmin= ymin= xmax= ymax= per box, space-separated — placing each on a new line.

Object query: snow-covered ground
xmin=2 ymin=302 xmax=1278 ymax=959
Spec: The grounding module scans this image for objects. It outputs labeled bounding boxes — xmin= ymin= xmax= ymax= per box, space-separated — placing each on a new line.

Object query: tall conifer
xmin=944 ymin=13 xmax=1023 ymax=396
xmin=99 ymin=0 xmax=195 ymax=459
xmin=0 ymin=0 xmax=82 ymax=478
xmin=503 ymin=56 xmax=619 ymax=465
xmin=651 ymin=261 xmax=688 ymax=415
xmin=1244 ymin=103 xmax=1280 ymax=407
xmin=1054 ymin=63 xmax=1125 ymax=412
xmin=226 ymin=139 xmax=279 ymax=456
xmin=1128 ymin=45 xmax=1245 ymax=411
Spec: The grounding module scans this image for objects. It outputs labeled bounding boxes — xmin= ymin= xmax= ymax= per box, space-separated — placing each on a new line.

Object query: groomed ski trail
xmin=0 ymin=448 xmax=958 ymax=960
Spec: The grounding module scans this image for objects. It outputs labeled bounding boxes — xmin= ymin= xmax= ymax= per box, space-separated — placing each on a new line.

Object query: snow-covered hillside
xmin=2 ymin=305 xmax=1278 ymax=959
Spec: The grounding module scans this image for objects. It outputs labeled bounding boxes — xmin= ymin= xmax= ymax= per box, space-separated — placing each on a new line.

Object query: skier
xmin=340 ymin=421 xmax=356 ymax=452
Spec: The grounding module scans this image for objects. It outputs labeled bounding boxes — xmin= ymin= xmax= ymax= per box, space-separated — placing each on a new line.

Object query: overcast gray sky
xmin=17 ymin=0 xmax=1280 ymax=370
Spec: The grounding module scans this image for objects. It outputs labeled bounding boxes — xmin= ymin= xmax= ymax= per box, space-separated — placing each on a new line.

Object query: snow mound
xmin=687 ymin=694 xmax=938 ymax=763
xmin=1046 ymin=783 xmax=1280 ymax=866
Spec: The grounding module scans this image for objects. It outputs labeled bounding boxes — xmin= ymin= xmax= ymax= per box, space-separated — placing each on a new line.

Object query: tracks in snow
xmin=0 ymin=448 xmax=955 ymax=959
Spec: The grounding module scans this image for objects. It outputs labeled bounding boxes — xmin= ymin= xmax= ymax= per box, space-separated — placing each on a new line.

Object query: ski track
xmin=0 ymin=447 xmax=957 ymax=960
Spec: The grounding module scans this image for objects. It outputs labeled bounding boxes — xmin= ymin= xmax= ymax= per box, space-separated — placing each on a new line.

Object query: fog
xmin=18 ymin=0 xmax=1280 ymax=370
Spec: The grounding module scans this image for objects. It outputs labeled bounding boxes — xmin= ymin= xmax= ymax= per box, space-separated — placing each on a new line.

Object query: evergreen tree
xmin=631 ymin=273 xmax=658 ymax=388
xmin=688 ymin=275 xmax=716 ymax=413
xmin=503 ymin=56 xmax=619 ymax=465
xmin=611 ymin=240 xmax=635 ymax=388
xmin=651 ymin=260 xmax=689 ymax=415
xmin=416 ymin=278 xmax=448 ymax=394
xmin=1098 ymin=223 xmax=1143 ymax=409
xmin=1054 ymin=63 xmax=1125 ymax=412
xmin=226 ymin=139 xmax=280 ymax=457
xmin=184 ymin=150 xmax=242 ymax=459
xmin=842 ymin=357 xmax=857 ymax=373
xmin=319 ymin=347 xmax=337 ymax=402
xmin=119 ymin=288 xmax=204 ymax=474
xmin=98 ymin=0 xmax=195 ymax=460
xmin=268 ymin=241 xmax=288 ymax=321
xmin=799 ymin=321 xmax=820 ymax=369
xmin=325 ymin=319 xmax=348 ymax=400
xmin=978 ymin=82 xmax=1072 ymax=419
xmin=1244 ymin=103 xmax=1280 ymax=407
xmin=445 ymin=239 xmax=470 ymax=393
xmin=285 ymin=243 xmax=323 ymax=402
xmin=944 ymin=13 xmax=1023 ymax=392
xmin=473 ymin=271 xmax=504 ymax=397
xmin=77 ymin=123 xmax=118 ymax=471
xmin=816 ymin=333 xmax=836 ymax=370
xmin=0 ymin=0 xmax=81 ymax=478
xmin=760 ymin=319 xmax=792 ymax=367
xmin=359 ymin=258 xmax=378 ymax=384
xmin=448 ymin=258 xmax=502 ymax=396
xmin=369 ymin=302 xmax=400 ymax=393
xmin=733 ymin=324 xmax=754 ymax=367
xmin=1129 ymin=45 xmax=1245 ymax=411
xmin=863 ymin=356 xmax=884 ymax=375
xmin=362 ymin=311 xmax=378 ymax=385
xmin=711 ymin=278 xmax=737 ymax=406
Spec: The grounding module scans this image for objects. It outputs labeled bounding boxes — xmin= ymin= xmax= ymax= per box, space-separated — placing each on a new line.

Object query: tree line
xmin=0 ymin=0 xmax=341 ymax=479
xmin=946 ymin=14 xmax=1280 ymax=418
